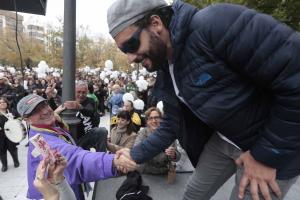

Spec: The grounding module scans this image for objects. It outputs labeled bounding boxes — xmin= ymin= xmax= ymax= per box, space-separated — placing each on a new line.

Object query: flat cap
xmin=17 ymin=94 xmax=47 ymax=117
xmin=107 ymin=0 xmax=172 ymax=38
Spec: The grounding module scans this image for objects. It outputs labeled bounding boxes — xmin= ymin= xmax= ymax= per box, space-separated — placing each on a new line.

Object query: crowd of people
xmin=0 ymin=54 xmax=173 ymax=199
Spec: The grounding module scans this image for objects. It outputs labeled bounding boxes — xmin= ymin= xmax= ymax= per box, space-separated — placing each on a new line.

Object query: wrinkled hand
xmin=64 ymin=101 xmax=81 ymax=110
xmin=34 ymin=159 xmax=59 ymax=199
xmin=45 ymin=86 xmax=55 ymax=98
xmin=54 ymin=105 xmax=65 ymax=114
xmin=114 ymin=148 xmax=137 ymax=173
xmin=235 ymin=151 xmax=281 ymax=200
xmin=165 ymin=147 xmax=176 ymax=160
xmin=47 ymin=152 xmax=67 ymax=185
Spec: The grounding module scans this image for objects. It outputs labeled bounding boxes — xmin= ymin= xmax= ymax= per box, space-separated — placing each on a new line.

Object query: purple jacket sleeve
xmin=44 ymin=134 xmax=117 ymax=184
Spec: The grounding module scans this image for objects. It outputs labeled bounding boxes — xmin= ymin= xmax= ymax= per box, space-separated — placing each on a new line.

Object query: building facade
xmin=0 ymin=10 xmax=24 ymax=34
xmin=26 ymin=24 xmax=45 ymax=42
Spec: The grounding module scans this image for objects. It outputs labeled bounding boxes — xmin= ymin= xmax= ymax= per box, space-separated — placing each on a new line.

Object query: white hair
xmin=76 ymin=80 xmax=88 ymax=88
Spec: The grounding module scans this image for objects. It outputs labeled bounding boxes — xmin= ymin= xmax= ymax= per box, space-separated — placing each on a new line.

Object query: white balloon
xmin=84 ymin=66 xmax=90 ymax=73
xmin=37 ymin=60 xmax=49 ymax=74
xmin=37 ymin=73 xmax=47 ymax=78
xmin=48 ymin=67 xmax=54 ymax=72
xmin=136 ymin=79 xmax=148 ymax=92
xmin=133 ymin=99 xmax=145 ymax=110
xmin=105 ymin=60 xmax=113 ymax=70
xmin=104 ymin=78 xmax=109 ymax=84
xmin=52 ymin=72 xmax=60 ymax=77
xmin=131 ymin=74 xmax=137 ymax=81
xmin=139 ymin=67 xmax=147 ymax=76
xmin=100 ymin=71 xmax=106 ymax=80
xmin=105 ymin=70 xmax=112 ymax=76
xmin=7 ymin=67 xmax=16 ymax=74
xmin=157 ymin=101 xmax=164 ymax=114
xmin=122 ymin=93 xmax=134 ymax=102
xmin=90 ymin=69 xmax=96 ymax=74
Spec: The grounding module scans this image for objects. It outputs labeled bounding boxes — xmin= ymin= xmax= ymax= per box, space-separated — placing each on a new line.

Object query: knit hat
xmin=17 ymin=94 xmax=47 ymax=117
xmin=107 ymin=0 xmax=172 ymax=38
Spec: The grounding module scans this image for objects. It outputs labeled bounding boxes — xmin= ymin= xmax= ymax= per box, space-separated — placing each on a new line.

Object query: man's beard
xmin=144 ymin=32 xmax=167 ymax=72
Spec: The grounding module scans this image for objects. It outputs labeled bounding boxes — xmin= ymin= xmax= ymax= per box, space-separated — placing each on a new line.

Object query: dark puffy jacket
xmin=131 ymin=1 xmax=300 ymax=179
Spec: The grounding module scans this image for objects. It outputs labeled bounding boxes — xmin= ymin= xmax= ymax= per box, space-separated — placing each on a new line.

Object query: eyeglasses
xmin=120 ymin=28 xmax=143 ymax=54
xmin=147 ymin=116 xmax=161 ymax=121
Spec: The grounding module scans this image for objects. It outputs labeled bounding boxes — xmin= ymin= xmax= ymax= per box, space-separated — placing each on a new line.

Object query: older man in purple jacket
xmin=17 ymin=94 xmax=137 ymax=200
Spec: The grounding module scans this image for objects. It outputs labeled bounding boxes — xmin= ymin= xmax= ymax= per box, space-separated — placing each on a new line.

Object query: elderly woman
xmin=107 ymin=110 xmax=137 ymax=153
xmin=134 ymin=107 xmax=181 ymax=175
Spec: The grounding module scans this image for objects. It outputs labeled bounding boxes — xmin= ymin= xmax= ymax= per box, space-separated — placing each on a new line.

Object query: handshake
xmin=113 ymin=148 xmax=138 ymax=174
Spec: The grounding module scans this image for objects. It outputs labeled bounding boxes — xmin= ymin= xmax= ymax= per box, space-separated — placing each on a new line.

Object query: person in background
xmin=26 ymin=79 xmax=37 ymax=94
xmin=125 ymin=78 xmax=137 ymax=93
xmin=0 ymin=75 xmax=14 ymax=103
xmin=134 ymin=107 xmax=180 ymax=174
xmin=146 ymin=76 xmax=159 ymax=109
xmin=122 ymin=100 xmax=142 ymax=132
xmin=108 ymin=84 xmax=124 ymax=116
xmin=44 ymin=84 xmax=62 ymax=111
xmin=12 ymin=77 xmax=27 ymax=110
xmin=87 ymin=82 xmax=99 ymax=105
xmin=0 ymin=97 xmax=20 ymax=172
xmin=107 ymin=110 xmax=137 ymax=153
xmin=59 ymin=81 xmax=106 ymax=152
xmin=94 ymin=82 xmax=107 ymax=116
xmin=33 ymin=153 xmax=76 ymax=200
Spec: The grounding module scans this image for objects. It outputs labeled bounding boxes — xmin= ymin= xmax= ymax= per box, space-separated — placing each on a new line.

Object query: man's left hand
xmin=165 ymin=147 xmax=176 ymax=160
xmin=235 ymin=151 xmax=282 ymax=200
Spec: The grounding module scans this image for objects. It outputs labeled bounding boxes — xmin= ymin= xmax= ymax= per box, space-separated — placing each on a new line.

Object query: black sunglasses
xmin=120 ymin=28 xmax=143 ymax=54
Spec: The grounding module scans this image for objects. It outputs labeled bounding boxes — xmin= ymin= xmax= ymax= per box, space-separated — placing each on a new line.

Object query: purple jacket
xmin=27 ymin=125 xmax=116 ymax=200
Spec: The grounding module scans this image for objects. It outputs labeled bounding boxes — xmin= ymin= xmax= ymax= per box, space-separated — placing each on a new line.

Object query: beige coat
xmin=107 ymin=127 xmax=137 ymax=153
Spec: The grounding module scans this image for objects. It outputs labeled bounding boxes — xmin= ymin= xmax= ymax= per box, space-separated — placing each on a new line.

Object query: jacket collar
xmin=169 ymin=1 xmax=198 ymax=63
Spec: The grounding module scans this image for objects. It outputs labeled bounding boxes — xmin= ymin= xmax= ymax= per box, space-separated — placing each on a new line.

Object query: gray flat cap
xmin=107 ymin=0 xmax=172 ymax=38
xmin=17 ymin=94 xmax=47 ymax=117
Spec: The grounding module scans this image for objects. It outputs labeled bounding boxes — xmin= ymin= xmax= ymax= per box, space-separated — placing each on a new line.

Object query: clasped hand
xmin=113 ymin=148 xmax=138 ymax=174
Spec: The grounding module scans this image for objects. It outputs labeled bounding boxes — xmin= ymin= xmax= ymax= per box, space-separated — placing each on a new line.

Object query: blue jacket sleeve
xmin=195 ymin=4 xmax=300 ymax=169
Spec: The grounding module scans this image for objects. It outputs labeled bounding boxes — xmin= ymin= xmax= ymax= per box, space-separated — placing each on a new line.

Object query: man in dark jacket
xmin=0 ymin=75 xmax=14 ymax=103
xmin=61 ymin=81 xmax=107 ymax=152
xmin=107 ymin=0 xmax=300 ymax=200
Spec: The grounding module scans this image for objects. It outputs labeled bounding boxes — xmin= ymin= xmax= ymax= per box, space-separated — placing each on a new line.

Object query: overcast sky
xmin=22 ymin=0 xmax=116 ymax=38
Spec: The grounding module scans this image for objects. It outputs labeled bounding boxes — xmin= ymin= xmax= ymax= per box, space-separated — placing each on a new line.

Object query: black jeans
xmin=0 ymin=135 xmax=18 ymax=156
xmin=77 ymin=127 xmax=108 ymax=152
